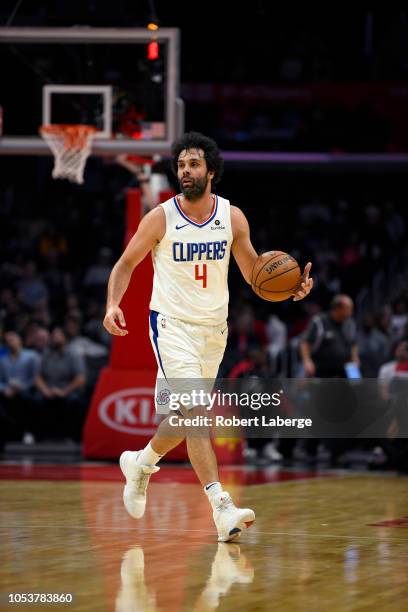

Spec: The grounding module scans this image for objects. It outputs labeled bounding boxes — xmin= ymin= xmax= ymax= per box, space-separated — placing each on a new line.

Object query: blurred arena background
xmin=1 ymin=4 xmax=408 ymax=463
xmin=1 ymin=5 xmax=408 ymax=611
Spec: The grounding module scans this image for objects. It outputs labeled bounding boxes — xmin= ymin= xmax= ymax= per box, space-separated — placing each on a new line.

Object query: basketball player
xmin=104 ymin=132 xmax=313 ymax=542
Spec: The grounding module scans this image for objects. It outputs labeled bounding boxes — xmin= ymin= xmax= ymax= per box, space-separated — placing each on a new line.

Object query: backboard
xmin=0 ymin=27 xmax=183 ymax=156
xmin=42 ymin=85 xmax=113 ymax=139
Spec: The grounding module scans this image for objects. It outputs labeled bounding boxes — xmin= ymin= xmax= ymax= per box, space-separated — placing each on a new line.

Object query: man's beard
xmin=179 ymin=175 xmax=209 ymax=200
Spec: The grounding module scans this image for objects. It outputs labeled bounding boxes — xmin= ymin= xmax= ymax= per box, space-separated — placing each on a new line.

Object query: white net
xmin=40 ymin=124 xmax=97 ymax=184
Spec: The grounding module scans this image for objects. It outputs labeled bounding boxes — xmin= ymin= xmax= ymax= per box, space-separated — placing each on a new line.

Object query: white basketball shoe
xmin=212 ymin=492 xmax=255 ymax=542
xmin=119 ymin=450 xmax=160 ymax=519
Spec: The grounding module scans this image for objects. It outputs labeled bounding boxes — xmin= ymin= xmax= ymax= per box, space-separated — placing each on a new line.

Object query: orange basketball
xmin=251 ymin=251 xmax=302 ymax=302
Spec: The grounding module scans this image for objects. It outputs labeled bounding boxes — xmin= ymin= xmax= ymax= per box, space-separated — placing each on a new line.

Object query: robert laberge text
xmin=168 ymin=415 xmax=312 ymax=429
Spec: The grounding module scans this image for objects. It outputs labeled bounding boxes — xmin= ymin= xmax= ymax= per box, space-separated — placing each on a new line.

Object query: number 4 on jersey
xmin=195 ymin=263 xmax=207 ymax=288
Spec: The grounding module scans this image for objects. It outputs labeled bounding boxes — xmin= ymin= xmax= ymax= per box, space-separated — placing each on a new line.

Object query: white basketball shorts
xmin=148 ymin=310 xmax=228 ymax=414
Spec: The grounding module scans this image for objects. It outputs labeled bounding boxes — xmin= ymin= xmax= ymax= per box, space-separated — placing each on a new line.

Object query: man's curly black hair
xmin=171 ymin=131 xmax=224 ymax=185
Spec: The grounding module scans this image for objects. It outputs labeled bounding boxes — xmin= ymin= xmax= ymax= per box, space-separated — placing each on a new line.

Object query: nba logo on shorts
xmin=156 ymin=388 xmax=171 ymax=405
xmin=161 ymin=317 xmax=167 ymax=328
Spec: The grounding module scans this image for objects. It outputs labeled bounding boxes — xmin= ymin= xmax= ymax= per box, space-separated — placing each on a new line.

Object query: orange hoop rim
xmin=40 ymin=124 xmax=98 ymax=149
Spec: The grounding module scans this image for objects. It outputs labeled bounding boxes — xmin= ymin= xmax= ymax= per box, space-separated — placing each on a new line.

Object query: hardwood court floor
xmin=1 ymin=464 xmax=408 ymax=611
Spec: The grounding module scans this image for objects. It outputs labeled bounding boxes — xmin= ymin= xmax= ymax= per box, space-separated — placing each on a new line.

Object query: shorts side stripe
xmin=149 ymin=310 xmax=167 ymax=380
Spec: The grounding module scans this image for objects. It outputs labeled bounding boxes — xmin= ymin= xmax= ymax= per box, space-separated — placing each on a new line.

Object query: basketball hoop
xmin=40 ymin=124 xmax=97 ymax=184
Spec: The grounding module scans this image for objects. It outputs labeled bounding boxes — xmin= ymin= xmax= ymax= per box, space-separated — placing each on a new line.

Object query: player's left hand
xmin=293 ymin=262 xmax=313 ymax=301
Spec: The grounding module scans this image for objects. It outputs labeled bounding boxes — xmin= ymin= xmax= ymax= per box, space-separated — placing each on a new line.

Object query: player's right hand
xmin=103 ymin=306 xmax=128 ymax=336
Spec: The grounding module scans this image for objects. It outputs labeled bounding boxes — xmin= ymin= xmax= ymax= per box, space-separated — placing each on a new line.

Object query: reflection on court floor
xmin=1 ymin=465 xmax=408 ymax=611
xmin=116 ymin=542 xmax=254 ymax=611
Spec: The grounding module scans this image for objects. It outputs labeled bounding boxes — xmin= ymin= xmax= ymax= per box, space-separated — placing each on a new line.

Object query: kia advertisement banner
xmin=83 ymin=368 xmax=157 ymax=458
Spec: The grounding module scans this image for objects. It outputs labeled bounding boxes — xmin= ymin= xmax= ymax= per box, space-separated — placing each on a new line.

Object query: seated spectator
xmin=357 ymin=313 xmax=390 ymax=377
xmin=31 ymin=327 xmax=50 ymax=355
xmin=65 ymin=293 xmax=81 ymax=314
xmin=377 ymin=339 xmax=408 ymax=472
xmin=65 ymin=314 xmax=108 ymax=359
xmin=378 ymin=304 xmax=392 ymax=337
xmin=83 ymin=248 xmax=112 ymax=300
xmin=42 ymin=248 xmax=72 ymax=309
xmin=83 ymin=300 xmax=112 ymax=347
xmin=83 ymin=248 xmax=112 ymax=288
xmin=24 ymin=320 xmax=42 ymax=349
xmin=34 ymin=327 xmax=87 ymax=441
xmin=0 ymin=289 xmax=23 ymax=330
xmin=378 ymin=339 xmax=408 ymax=400
xmin=390 ymin=298 xmax=408 ymax=342
xmin=65 ymin=314 xmax=109 ymax=393
xmin=0 ymin=330 xmax=39 ymax=446
xmin=17 ymin=260 xmax=49 ymax=310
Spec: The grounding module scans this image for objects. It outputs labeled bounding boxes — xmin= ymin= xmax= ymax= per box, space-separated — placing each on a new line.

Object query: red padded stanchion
xmin=109 ymin=189 xmax=156 ymax=370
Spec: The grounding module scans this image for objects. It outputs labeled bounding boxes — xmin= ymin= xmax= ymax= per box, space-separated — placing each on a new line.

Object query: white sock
xmin=204 ymin=481 xmax=223 ymax=505
xmin=136 ymin=442 xmax=164 ymax=466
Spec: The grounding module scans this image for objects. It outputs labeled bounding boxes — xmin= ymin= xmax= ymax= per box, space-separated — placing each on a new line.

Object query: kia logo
xmin=98 ymin=388 xmax=159 ymax=435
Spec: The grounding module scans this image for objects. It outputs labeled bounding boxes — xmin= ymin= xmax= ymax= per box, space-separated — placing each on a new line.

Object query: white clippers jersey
xmin=149 ymin=194 xmax=233 ymax=325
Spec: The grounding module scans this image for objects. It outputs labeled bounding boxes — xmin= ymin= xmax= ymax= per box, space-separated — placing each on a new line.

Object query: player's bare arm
xmin=230 ymin=205 xmax=258 ymax=284
xmin=104 ymin=206 xmax=165 ymax=336
xmin=231 ymin=205 xmax=313 ymax=300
